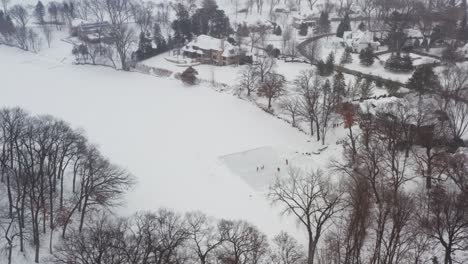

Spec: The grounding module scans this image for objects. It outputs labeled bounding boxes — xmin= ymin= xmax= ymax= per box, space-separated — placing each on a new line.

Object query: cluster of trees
xmin=359 ymin=46 xmax=375 ymax=66
xmin=237 ymin=55 xmax=281 ymax=101
xmin=171 ymin=0 xmax=233 ymax=46
xmin=133 ymin=24 xmax=169 ymax=62
xmin=316 ymin=52 xmax=334 ymax=76
xmin=0 ymin=107 xmax=134 ymax=264
xmin=384 ymin=52 xmax=413 ymax=73
xmin=269 ymin=80 xmax=468 ymax=264
xmin=407 ymin=64 xmax=468 ymax=142
xmin=51 ymin=209 xmax=308 ymax=264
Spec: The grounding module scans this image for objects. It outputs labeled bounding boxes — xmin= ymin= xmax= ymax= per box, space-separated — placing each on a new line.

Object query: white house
xmin=343 ymin=30 xmax=380 ymax=52
xmin=182 ymin=35 xmax=241 ymax=66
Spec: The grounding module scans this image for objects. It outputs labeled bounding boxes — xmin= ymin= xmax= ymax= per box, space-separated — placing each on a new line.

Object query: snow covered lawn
xmin=343 ymin=52 xmax=440 ymax=83
xmin=0 ymin=45 xmax=341 ymax=244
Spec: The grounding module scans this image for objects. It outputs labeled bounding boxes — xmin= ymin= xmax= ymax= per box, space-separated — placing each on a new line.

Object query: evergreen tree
xmin=385 ymin=81 xmax=400 ymax=95
xmin=274 ymin=25 xmax=282 ymax=36
xmin=441 ymin=44 xmax=462 ymax=64
xmin=153 ymin=24 xmax=167 ymax=53
xmin=358 ymin=21 xmax=366 ymax=31
xmin=406 ymin=65 xmax=440 ymax=95
xmin=0 ymin=11 xmax=14 ymax=36
xmin=384 ymin=53 xmax=413 ymax=73
xmin=299 ymin=23 xmax=308 ymax=36
xmin=171 ymin=3 xmax=191 ymax=46
xmin=340 ymin=47 xmax=353 ymax=64
xmin=333 ymin=71 xmax=346 ymax=98
xmin=317 ymin=59 xmax=327 ymax=76
xmin=209 ymin=9 xmax=233 ymax=38
xmin=34 ymin=1 xmax=45 ymax=24
xmin=359 ymin=79 xmax=374 ymax=98
xmin=135 ymin=32 xmax=155 ymax=61
xmin=48 ymin=2 xmax=58 ymax=23
xmin=359 ymin=46 xmax=374 ymax=66
xmin=325 ymin=52 xmax=334 ymax=76
xmin=202 ymin=0 xmax=218 ymax=10
xmin=336 ymin=13 xmax=351 ymax=38
xmin=237 ymin=23 xmax=250 ymax=37
xmin=180 ymin=66 xmax=198 ymax=85
xmin=316 ymin=11 xmax=331 ymax=34
xmin=191 ymin=4 xmax=232 ymax=38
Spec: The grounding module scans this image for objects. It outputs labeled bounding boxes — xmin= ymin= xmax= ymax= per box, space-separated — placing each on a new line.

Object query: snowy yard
xmin=343 ymin=52 xmax=440 ymax=83
xmin=0 ymin=45 xmax=344 ymax=248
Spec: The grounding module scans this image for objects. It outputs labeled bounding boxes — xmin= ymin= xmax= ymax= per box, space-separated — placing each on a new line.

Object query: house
xmin=358 ymin=95 xmax=449 ymax=147
xmin=71 ymin=20 xmax=113 ymax=44
xmin=292 ymin=14 xmax=316 ymax=29
xmin=343 ymin=30 xmax=380 ymax=52
xmin=181 ymin=35 xmax=243 ymax=66
xmin=403 ymin=28 xmax=424 ymax=48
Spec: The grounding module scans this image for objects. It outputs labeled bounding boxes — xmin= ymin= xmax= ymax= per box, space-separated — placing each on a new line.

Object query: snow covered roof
xmin=71 ymin=18 xmax=87 ymax=27
xmin=404 ymin=29 xmax=423 ymax=39
xmin=460 ymin=43 xmax=468 ymax=54
xmin=182 ymin=35 xmax=239 ymax=57
xmin=360 ymin=95 xmax=441 ymax=125
xmin=343 ymin=30 xmax=379 ymax=47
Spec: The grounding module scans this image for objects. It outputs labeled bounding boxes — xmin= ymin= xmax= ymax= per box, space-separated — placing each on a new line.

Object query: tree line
xmin=0 ymin=107 xmax=134 ymax=263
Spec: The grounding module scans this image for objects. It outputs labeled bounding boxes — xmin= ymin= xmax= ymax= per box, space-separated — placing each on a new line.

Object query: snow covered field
xmin=0 ymin=45 xmax=341 ymax=247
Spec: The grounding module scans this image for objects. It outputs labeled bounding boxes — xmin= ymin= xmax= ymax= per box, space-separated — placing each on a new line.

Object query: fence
xmin=133 ymin=63 xmax=173 ymax=77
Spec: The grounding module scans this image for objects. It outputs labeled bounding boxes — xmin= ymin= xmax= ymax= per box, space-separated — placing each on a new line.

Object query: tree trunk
xmin=307 ymin=231 xmax=316 ymax=264
xmin=79 ymin=195 xmax=89 ymax=232
xmin=315 ymin=120 xmax=320 ymax=142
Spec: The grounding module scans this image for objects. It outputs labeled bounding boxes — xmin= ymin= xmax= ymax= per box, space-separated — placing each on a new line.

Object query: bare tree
xmin=254 ymin=55 xmax=275 ymax=83
xmin=302 ymin=40 xmax=321 ymax=65
xmin=53 ymin=213 xmax=125 ymax=264
xmin=421 ymin=183 xmax=468 ymax=264
xmin=306 ymin=0 xmax=318 ymax=11
xmin=446 ymin=100 xmax=468 ymax=140
xmin=41 ymin=24 xmax=53 ymax=48
xmin=0 ymin=206 xmax=19 ymax=264
xmin=238 ymin=64 xmax=259 ymax=97
xmin=295 ymin=70 xmax=321 ymax=138
xmin=103 ymin=0 xmax=136 ymax=70
xmin=257 ymin=72 xmax=286 ymax=110
xmin=279 ymin=97 xmax=303 ymax=128
xmin=269 ymin=231 xmax=306 ymax=264
xmin=269 ymin=168 xmax=343 ymax=264
xmin=438 ymin=65 xmax=468 ymax=111
xmin=218 ymin=219 xmax=269 ymax=264
xmin=186 ymin=211 xmax=224 ymax=264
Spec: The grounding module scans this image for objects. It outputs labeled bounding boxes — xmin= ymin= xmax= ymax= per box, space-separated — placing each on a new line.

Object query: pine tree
xmin=274 ymin=25 xmax=282 ymax=36
xmin=34 ymin=1 xmax=45 ymax=24
xmin=317 ymin=11 xmax=331 ymax=34
xmin=336 ymin=13 xmax=351 ymax=38
xmin=299 ymin=23 xmax=308 ymax=36
xmin=180 ymin=66 xmax=198 ymax=85
xmin=340 ymin=47 xmax=353 ymax=64
xmin=385 ymin=81 xmax=400 ymax=95
xmin=325 ymin=52 xmax=335 ymax=76
xmin=317 ymin=59 xmax=327 ymax=76
xmin=135 ymin=32 xmax=155 ymax=61
xmin=202 ymin=0 xmax=218 ymax=10
xmin=358 ymin=21 xmax=366 ymax=31
xmin=333 ymin=71 xmax=347 ymax=98
xmin=406 ymin=65 xmax=440 ymax=95
xmin=171 ymin=3 xmax=191 ymax=46
xmin=359 ymin=79 xmax=374 ymax=98
xmin=359 ymin=46 xmax=374 ymax=66
xmin=441 ymin=44 xmax=462 ymax=64
xmin=153 ymin=24 xmax=167 ymax=53
xmin=385 ymin=53 xmax=413 ymax=73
